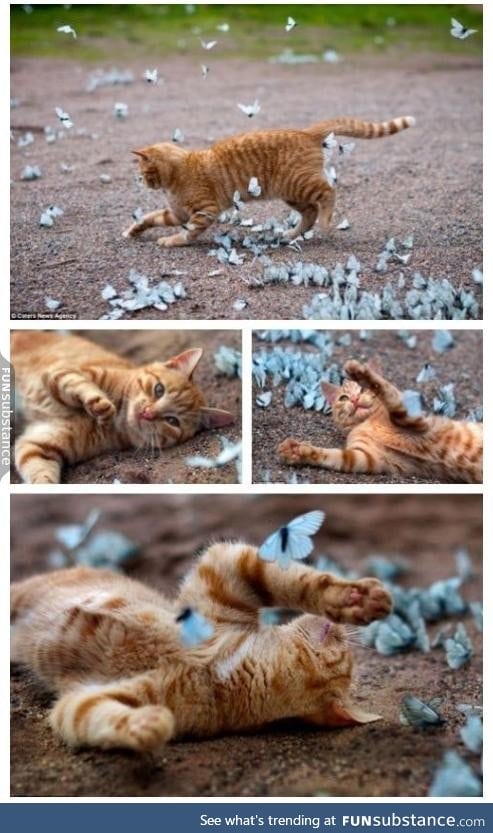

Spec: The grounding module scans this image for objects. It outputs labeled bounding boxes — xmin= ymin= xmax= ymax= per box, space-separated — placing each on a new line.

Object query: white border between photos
xmin=2 ymin=0 xmax=489 ymax=808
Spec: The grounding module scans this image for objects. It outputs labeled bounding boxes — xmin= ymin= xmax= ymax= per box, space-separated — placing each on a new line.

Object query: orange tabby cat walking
xmin=123 ymin=115 xmax=415 ymax=246
xmin=11 ymin=543 xmax=392 ymax=751
xmin=279 ymin=360 xmax=482 ymax=483
xmin=12 ymin=332 xmax=234 ymax=484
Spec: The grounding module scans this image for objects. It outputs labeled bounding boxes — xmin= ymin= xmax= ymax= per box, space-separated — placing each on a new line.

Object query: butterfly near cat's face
xmin=321 ymin=379 xmax=378 ymax=429
xmin=124 ymin=349 xmax=235 ymax=448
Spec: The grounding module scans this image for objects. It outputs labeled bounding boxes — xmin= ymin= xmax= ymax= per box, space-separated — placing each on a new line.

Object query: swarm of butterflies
xmin=252 ymin=329 xmax=482 ymax=423
xmin=100 ymin=269 xmax=187 ymax=319
xmin=49 ymin=509 xmax=139 ymax=570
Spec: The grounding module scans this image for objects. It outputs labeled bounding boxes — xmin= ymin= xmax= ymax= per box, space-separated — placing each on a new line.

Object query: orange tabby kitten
xmin=278 ymin=360 xmax=482 ymax=484
xmin=11 ymin=543 xmax=392 ymax=751
xmin=12 ymin=332 xmax=234 ymax=484
xmin=123 ymin=115 xmax=415 ymax=247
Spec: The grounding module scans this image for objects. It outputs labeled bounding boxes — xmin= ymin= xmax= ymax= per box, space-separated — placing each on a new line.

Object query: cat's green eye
xmin=164 ymin=415 xmax=180 ymax=428
xmin=154 ymin=383 xmax=165 ymax=398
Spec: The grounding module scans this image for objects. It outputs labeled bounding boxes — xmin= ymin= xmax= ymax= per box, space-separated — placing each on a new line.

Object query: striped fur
xmin=12 ymin=332 xmax=234 ymax=483
xmin=123 ymin=114 xmax=415 ymax=246
xmin=278 ymin=360 xmax=482 ymax=483
xmin=11 ymin=545 xmax=391 ymax=752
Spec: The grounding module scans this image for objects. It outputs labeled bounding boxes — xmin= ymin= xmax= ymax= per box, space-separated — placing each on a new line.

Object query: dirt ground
xmin=11 ymin=329 xmax=241 ymax=484
xmin=252 ymin=329 xmax=482 ymax=484
xmin=11 ymin=494 xmax=482 ymax=798
xmin=10 ymin=53 xmax=482 ymax=321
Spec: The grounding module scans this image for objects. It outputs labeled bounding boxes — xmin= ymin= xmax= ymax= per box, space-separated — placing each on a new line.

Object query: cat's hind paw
xmin=278 ymin=437 xmax=313 ymax=464
xmin=125 ymin=706 xmax=175 ymax=752
xmin=338 ymin=578 xmax=392 ymax=625
xmin=157 ymin=233 xmax=189 ymax=248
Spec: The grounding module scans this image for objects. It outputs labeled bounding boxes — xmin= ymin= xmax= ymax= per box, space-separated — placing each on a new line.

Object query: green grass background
xmin=11 ymin=3 xmax=483 ymax=61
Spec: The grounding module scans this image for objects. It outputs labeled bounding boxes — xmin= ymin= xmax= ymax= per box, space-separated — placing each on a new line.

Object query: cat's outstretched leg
xmin=157 ymin=205 xmax=219 ymax=248
xmin=178 ymin=542 xmax=391 ymax=626
xmin=278 ymin=437 xmax=383 ymax=475
xmin=344 ymin=360 xmax=428 ymax=432
xmin=44 ymin=368 xmax=115 ymax=422
xmin=50 ymin=677 xmax=174 ymax=752
xmin=122 ymin=208 xmax=181 ymax=239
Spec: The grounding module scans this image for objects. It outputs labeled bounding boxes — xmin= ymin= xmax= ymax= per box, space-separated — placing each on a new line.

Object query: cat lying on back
xmin=12 ymin=332 xmax=234 ymax=484
xmin=123 ymin=114 xmax=414 ymax=247
xmin=279 ymin=360 xmax=482 ymax=484
xmin=11 ymin=543 xmax=392 ymax=752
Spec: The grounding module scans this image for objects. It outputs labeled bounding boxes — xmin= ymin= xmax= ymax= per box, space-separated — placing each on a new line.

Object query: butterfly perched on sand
xmin=428 ymin=750 xmax=481 ymax=797
xmin=238 ymin=99 xmax=261 ymax=118
xmin=416 ymin=363 xmax=435 ymax=384
xmin=399 ymin=694 xmax=444 ymax=728
xmin=248 ymin=177 xmax=261 ymax=197
xmin=460 ymin=714 xmax=482 ymax=754
xmin=259 ymin=510 xmax=325 ymax=570
xmin=176 ymin=608 xmax=214 ymax=647
xmin=450 ymin=18 xmax=477 ymax=40
xmin=144 ymin=68 xmax=158 ymax=84
xmin=444 ymin=623 xmax=473 ymax=670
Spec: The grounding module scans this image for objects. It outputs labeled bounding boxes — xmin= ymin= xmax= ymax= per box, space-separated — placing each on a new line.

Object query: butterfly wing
xmin=287 ymin=510 xmax=325 ymax=536
xmin=259 ymin=530 xmax=282 ymax=562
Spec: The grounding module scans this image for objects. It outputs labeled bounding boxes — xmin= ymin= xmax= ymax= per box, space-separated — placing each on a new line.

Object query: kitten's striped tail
xmin=306 ymin=115 xmax=416 ymax=141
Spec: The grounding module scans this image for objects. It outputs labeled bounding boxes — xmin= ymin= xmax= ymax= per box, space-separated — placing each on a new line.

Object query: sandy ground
xmin=11 ymin=329 xmax=242 ymax=484
xmin=10 ymin=53 xmax=482 ymax=321
xmin=11 ymin=494 xmax=482 ymax=797
xmin=252 ymin=329 xmax=482 ymax=484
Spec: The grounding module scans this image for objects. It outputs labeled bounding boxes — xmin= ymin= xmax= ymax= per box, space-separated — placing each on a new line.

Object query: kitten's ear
xmin=321 ymin=381 xmax=339 ymax=405
xmin=132 ymin=148 xmax=151 ymax=160
xmin=200 ymin=408 xmax=235 ymax=430
xmin=165 ymin=348 xmax=203 ymax=378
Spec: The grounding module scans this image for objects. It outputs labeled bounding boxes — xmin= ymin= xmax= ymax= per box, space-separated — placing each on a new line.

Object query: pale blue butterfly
xmin=259 ymin=510 xmax=325 ymax=570
xmin=400 ymin=694 xmax=444 ymax=728
xmin=460 ymin=715 xmax=482 ymax=754
xmin=444 ymin=622 xmax=473 ymax=669
xmin=428 ymin=750 xmax=481 ymax=797
xmin=176 ymin=608 xmax=214 ymax=647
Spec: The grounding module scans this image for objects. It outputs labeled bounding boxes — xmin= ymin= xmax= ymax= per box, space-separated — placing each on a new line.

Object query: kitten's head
xmin=125 ymin=348 xmax=234 ymax=448
xmin=321 ymin=378 xmax=379 ymax=429
xmin=132 ymin=143 xmax=187 ymax=190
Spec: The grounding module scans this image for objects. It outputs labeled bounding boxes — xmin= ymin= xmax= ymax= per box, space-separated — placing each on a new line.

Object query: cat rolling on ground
xmin=278 ymin=360 xmax=482 ymax=484
xmin=11 ymin=544 xmax=392 ymax=751
xmin=12 ymin=332 xmax=234 ymax=484
xmin=123 ymin=115 xmax=415 ymax=247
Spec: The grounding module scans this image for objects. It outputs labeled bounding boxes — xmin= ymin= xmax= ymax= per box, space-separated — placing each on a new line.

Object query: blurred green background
xmin=11 ymin=4 xmax=483 ymax=61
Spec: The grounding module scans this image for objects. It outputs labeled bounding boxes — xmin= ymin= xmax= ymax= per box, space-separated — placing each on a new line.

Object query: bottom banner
xmin=0 ymin=804 xmax=490 ymax=832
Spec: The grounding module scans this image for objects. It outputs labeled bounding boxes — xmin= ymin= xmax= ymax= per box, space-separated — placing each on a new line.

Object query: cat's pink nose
xmin=139 ymin=408 xmax=156 ymax=421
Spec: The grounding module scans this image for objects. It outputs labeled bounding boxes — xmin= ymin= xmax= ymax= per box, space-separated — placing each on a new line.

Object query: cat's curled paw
xmin=344 ymin=360 xmax=367 ymax=382
xmin=125 ymin=705 xmax=174 ymax=752
xmin=85 ymin=396 xmax=116 ymax=423
xmin=340 ymin=578 xmax=392 ymax=625
xmin=278 ymin=437 xmax=313 ymax=464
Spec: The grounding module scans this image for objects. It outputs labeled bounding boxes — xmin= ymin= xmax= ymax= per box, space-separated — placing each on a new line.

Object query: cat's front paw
xmin=278 ymin=437 xmax=313 ymax=464
xmin=340 ymin=578 xmax=392 ymax=625
xmin=85 ymin=396 xmax=116 ymax=423
xmin=344 ymin=360 xmax=367 ymax=382
xmin=125 ymin=706 xmax=174 ymax=752
xmin=157 ymin=233 xmax=188 ymax=248
xmin=122 ymin=222 xmax=142 ymax=238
